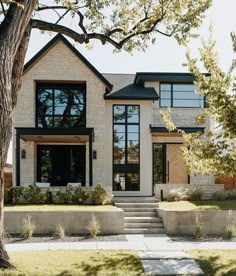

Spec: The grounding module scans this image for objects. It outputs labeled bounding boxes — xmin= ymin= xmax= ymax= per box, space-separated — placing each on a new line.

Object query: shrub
xmin=167 ymin=187 xmax=203 ymax=202
xmin=194 ymin=213 xmax=205 ymax=240
xmin=73 ymin=187 xmax=89 ymax=204
xmin=54 ymin=224 xmax=66 ymax=239
xmin=225 ymin=224 xmax=236 ymax=240
xmin=87 ymin=214 xmax=101 ymax=238
xmin=22 ymin=185 xmax=48 ymax=204
xmin=167 ymin=188 xmax=189 ymax=201
xmin=7 ymin=186 xmax=49 ymax=204
xmin=55 ymin=186 xmax=74 ymax=204
xmin=22 ymin=216 xmax=37 ymax=239
xmin=213 ymin=189 xmax=236 ymax=200
xmin=188 ymin=188 xmax=203 ymax=201
xmin=91 ymin=185 xmax=107 ymax=205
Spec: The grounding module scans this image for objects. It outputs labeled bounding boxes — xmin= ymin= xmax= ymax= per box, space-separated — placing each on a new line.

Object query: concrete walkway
xmin=5 ymin=234 xmax=236 ymax=275
xmin=5 ymin=234 xmax=236 ymax=252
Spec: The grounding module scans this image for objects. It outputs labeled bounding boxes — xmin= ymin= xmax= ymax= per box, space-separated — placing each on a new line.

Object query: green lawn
xmin=159 ymin=200 xmax=236 ymax=210
xmin=0 ymin=250 xmax=145 ymax=276
xmin=4 ymin=204 xmax=117 ymax=211
xmin=189 ymin=250 xmax=236 ymax=276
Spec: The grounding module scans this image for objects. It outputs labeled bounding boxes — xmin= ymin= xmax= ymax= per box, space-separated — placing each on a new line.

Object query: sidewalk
xmin=6 ymin=234 xmax=236 ymax=252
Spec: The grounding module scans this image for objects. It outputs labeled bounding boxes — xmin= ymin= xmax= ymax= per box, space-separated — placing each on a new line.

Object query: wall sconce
xmin=93 ymin=150 xmax=97 ymax=159
xmin=21 ymin=149 xmax=26 ymax=159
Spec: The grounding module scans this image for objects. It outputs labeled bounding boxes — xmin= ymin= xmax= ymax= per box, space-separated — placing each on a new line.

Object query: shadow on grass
xmin=194 ymin=255 xmax=236 ymax=276
xmin=57 ymin=253 xmax=144 ymax=276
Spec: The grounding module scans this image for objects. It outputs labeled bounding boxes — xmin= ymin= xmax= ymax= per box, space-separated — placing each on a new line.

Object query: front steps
xmin=113 ymin=197 xmax=165 ymax=234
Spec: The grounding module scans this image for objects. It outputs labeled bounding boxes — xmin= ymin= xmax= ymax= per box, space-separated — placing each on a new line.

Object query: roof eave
xmin=23 ymin=34 xmax=113 ymax=91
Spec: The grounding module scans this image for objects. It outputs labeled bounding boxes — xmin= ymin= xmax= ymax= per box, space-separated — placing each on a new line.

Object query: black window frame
xmin=113 ymin=104 xmax=140 ymax=191
xmin=159 ymin=82 xmax=205 ymax=108
xmin=36 ymin=83 xmax=86 ymax=128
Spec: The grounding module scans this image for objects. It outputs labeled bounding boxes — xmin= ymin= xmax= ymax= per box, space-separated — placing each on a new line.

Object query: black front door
xmin=37 ymin=145 xmax=86 ymax=186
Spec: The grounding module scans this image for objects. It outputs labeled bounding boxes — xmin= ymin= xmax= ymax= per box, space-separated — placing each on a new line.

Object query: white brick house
xmin=13 ymin=34 xmax=222 ymax=198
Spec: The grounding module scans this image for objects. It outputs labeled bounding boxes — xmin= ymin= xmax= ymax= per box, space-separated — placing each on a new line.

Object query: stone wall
xmin=158 ymin=209 xmax=236 ymax=235
xmin=4 ymin=209 xmax=124 ymax=234
xmin=155 ymin=183 xmax=224 ymax=200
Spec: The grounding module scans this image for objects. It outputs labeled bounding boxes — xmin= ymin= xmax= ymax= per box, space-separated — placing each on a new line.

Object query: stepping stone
xmin=142 ymin=259 xmax=203 ymax=275
xmin=139 ymin=251 xmax=191 ymax=260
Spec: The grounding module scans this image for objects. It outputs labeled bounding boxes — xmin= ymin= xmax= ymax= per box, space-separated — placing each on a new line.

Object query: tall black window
xmin=113 ymin=105 xmax=140 ymax=191
xmin=160 ymin=83 xmax=204 ymax=108
xmin=36 ymin=83 xmax=86 ymax=128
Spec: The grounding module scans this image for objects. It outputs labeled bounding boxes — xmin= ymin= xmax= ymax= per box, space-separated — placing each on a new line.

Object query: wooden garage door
xmin=166 ymin=144 xmax=188 ymax=184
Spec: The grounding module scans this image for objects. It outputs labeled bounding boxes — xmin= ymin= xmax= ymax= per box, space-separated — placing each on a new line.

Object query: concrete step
xmin=125 ymin=222 xmax=164 ymax=228
xmin=125 ymin=217 xmax=162 ymax=223
xmin=125 ymin=211 xmax=157 ymax=217
xmin=115 ymin=203 xmax=159 ymax=208
xmin=113 ymin=197 xmax=158 ymax=203
xmin=125 ymin=228 xmax=166 ymax=234
xmin=122 ymin=207 xmax=157 ymax=212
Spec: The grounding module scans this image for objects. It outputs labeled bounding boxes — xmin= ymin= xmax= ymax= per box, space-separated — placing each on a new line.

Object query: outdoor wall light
xmin=93 ymin=150 xmax=97 ymax=159
xmin=21 ymin=149 xmax=26 ymax=159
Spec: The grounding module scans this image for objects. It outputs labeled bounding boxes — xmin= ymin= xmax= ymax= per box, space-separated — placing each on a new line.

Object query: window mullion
xmin=171 ymin=84 xmax=173 ymax=107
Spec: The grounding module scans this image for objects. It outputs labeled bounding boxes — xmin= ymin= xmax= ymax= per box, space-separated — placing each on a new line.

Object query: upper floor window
xmin=160 ymin=83 xmax=204 ymax=108
xmin=36 ymin=83 xmax=86 ymax=128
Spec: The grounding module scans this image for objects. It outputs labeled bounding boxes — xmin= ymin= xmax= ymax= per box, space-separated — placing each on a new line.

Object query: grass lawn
xmin=4 ymin=204 xmax=117 ymax=211
xmin=189 ymin=250 xmax=236 ymax=276
xmin=159 ymin=200 xmax=236 ymax=210
xmin=0 ymin=250 xmax=144 ymax=276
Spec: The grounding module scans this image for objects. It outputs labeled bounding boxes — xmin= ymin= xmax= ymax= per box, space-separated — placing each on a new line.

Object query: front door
xmin=166 ymin=144 xmax=188 ymax=184
xmin=153 ymin=143 xmax=188 ymax=185
xmin=37 ymin=145 xmax=86 ymax=186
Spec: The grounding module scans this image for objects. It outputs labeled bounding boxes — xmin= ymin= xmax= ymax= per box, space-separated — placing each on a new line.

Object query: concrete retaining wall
xmin=155 ymin=184 xmax=224 ymax=200
xmin=158 ymin=209 xmax=236 ymax=235
xmin=4 ymin=209 xmax=124 ymax=235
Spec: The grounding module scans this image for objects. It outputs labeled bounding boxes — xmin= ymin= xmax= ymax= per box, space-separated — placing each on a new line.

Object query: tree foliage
xmin=162 ymin=30 xmax=236 ymax=177
xmin=1 ymin=0 xmax=212 ymax=51
xmin=183 ymin=31 xmax=236 ymax=177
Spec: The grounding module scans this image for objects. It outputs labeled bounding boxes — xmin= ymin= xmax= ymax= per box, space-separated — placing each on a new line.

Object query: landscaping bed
xmin=5 ymin=234 xmax=127 ymax=244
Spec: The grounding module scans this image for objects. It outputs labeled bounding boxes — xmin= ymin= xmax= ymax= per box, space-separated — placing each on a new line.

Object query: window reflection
xmin=113 ymin=105 xmax=140 ymax=191
xmin=37 ymin=84 xmax=86 ymax=128
xmin=160 ymin=83 xmax=204 ymax=108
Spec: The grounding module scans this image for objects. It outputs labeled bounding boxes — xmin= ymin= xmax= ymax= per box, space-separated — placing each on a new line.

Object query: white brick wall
xmin=13 ymin=40 xmax=107 ymax=188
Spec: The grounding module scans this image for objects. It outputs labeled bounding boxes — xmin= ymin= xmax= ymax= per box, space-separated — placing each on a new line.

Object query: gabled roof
xmin=24 ymin=34 xmax=113 ymax=90
xmin=104 ymin=83 xmax=158 ymax=100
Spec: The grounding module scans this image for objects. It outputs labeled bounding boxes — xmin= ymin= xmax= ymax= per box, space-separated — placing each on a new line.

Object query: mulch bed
xmin=5 ymin=234 xmax=127 ymax=244
xmin=169 ymin=234 xmax=236 ymax=242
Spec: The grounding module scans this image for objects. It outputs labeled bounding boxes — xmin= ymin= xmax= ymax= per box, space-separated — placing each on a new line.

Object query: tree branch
xmin=0 ymin=1 xmax=6 ymax=16
xmin=11 ymin=23 xmax=32 ymax=108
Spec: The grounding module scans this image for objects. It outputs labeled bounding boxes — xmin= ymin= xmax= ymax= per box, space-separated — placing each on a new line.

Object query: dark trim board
xmin=16 ymin=127 xmax=94 ymax=137
xmin=134 ymin=72 xmax=210 ymax=86
xmin=150 ymin=125 xmax=205 ymax=134
xmin=23 ymin=34 xmax=113 ymax=91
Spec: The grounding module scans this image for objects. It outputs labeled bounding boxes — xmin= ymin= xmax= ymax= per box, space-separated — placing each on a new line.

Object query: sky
xmin=6 ymin=0 xmax=236 ymax=164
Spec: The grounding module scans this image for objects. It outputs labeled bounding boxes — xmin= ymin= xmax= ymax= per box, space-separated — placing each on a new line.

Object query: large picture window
xmin=160 ymin=83 xmax=204 ymax=108
xmin=113 ymin=105 xmax=140 ymax=191
xmin=36 ymin=83 xmax=86 ymax=128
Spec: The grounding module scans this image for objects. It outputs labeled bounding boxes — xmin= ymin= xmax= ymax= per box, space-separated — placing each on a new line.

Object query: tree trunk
xmin=0 ymin=1 xmax=37 ymax=269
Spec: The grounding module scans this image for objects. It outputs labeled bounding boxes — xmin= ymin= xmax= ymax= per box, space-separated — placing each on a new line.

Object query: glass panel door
xmin=37 ymin=145 xmax=86 ymax=186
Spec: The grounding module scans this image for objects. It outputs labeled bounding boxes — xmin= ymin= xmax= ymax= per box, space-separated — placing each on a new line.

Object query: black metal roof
xmin=104 ymin=84 xmax=159 ymax=100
